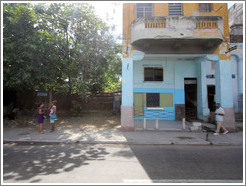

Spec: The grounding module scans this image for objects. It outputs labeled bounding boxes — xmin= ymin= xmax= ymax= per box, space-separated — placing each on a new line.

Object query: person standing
xmin=50 ymin=100 xmax=57 ymax=132
xmin=208 ymin=103 xmax=228 ymax=135
xmin=37 ymin=103 xmax=44 ymax=133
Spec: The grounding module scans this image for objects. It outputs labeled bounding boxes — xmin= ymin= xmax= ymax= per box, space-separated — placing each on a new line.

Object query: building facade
xmin=121 ymin=3 xmax=236 ymax=131
xmin=228 ymin=3 xmax=243 ymax=115
xmin=206 ymin=3 xmax=243 ymax=116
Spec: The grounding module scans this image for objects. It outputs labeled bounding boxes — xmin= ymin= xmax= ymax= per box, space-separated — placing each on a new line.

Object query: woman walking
xmin=37 ymin=103 xmax=44 ymax=133
xmin=50 ymin=100 xmax=57 ymax=132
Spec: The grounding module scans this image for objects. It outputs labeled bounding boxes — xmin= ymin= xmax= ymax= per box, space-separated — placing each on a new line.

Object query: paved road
xmin=3 ymin=144 xmax=243 ymax=183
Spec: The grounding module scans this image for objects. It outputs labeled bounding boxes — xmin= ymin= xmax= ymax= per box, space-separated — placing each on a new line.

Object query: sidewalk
xmin=3 ymin=123 xmax=244 ymax=146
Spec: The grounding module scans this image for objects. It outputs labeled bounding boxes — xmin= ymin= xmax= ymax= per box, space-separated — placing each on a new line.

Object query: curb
xmin=3 ymin=140 xmax=128 ymax=145
xmin=3 ymin=139 xmax=242 ymax=146
xmin=210 ymin=142 xmax=243 ymax=146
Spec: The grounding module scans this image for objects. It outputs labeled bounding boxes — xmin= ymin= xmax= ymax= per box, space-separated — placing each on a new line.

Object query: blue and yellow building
xmin=121 ymin=3 xmax=236 ymax=131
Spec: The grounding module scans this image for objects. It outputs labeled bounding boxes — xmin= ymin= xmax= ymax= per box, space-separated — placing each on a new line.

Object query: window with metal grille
xmin=169 ymin=3 xmax=182 ymax=16
xmin=144 ymin=67 xmax=163 ymax=81
xmin=199 ymin=3 xmax=212 ymax=12
xmin=136 ymin=3 xmax=153 ymax=18
xmin=147 ymin=93 xmax=159 ymax=107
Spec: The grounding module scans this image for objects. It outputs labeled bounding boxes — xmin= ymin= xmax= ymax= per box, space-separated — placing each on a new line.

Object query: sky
xmin=228 ymin=2 xmax=235 ymax=8
xmin=90 ymin=1 xmax=122 ymax=41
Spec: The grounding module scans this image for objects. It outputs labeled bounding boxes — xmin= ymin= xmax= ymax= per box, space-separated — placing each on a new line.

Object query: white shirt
xmin=49 ymin=105 xmax=56 ymax=116
xmin=215 ymin=107 xmax=225 ymax=121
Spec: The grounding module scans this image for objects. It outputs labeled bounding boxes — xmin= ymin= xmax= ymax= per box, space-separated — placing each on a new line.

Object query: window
xmin=134 ymin=93 xmax=173 ymax=114
xmin=144 ymin=67 xmax=163 ymax=81
xmin=169 ymin=3 xmax=182 ymax=16
xmin=136 ymin=3 xmax=153 ymax=18
xmin=147 ymin=93 xmax=159 ymax=107
xmin=199 ymin=3 xmax=212 ymax=12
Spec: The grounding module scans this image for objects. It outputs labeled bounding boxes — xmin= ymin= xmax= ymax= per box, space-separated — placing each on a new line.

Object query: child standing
xmin=50 ymin=100 xmax=57 ymax=132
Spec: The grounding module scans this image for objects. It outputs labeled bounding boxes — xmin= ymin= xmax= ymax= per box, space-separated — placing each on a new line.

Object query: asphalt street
xmin=3 ymin=144 xmax=243 ymax=184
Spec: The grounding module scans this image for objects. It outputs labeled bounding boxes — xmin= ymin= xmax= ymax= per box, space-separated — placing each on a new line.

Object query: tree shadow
xmin=3 ymin=144 xmax=110 ymax=182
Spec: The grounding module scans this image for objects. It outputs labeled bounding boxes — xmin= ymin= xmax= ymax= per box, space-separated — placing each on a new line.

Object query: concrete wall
xmin=228 ymin=3 xmax=243 ymax=28
xmin=131 ymin=16 xmax=224 ymax=42
xmin=229 ymin=3 xmax=243 ymax=43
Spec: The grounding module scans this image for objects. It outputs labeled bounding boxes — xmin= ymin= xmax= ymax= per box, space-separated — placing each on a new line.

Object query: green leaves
xmin=3 ymin=3 xmax=122 ymax=96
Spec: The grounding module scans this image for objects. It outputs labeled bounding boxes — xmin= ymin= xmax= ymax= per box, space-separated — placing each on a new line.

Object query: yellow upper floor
xmin=123 ymin=3 xmax=230 ymax=60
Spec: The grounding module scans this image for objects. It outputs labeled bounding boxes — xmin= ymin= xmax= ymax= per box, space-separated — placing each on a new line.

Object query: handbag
xmin=50 ymin=114 xmax=57 ymax=119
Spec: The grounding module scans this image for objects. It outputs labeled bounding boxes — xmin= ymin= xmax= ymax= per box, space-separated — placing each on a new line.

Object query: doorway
xmin=184 ymin=78 xmax=197 ymax=121
xmin=207 ymin=85 xmax=215 ymax=112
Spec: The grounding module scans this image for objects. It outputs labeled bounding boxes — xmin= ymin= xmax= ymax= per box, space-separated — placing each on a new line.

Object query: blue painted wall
xmin=133 ymin=59 xmax=198 ymax=120
xmin=122 ymin=58 xmax=133 ymax=106
xmin=135 ymin=107 xmax=175 ymax=120
xmin=215 ymin=60 xmax=234 ymax=108
xmin=133 ymin=88 xmax=180 ymax=120
xmin=122 ymin=53 xmax=234 ymax=122
xmin=133 ymin=60 xmax=197 ymax=89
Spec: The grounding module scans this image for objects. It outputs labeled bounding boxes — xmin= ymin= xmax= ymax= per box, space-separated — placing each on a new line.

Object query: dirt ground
xmin=3 ymin=112 xmax=121 ymax=130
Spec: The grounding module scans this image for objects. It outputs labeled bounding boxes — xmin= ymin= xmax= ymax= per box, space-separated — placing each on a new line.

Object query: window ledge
xmin=147 ymin=107 xmax=164 ymax=110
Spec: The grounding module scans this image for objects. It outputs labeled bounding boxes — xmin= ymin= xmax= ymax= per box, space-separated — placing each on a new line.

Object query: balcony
xmin=131 ymin=16 xmax=224 ymax=54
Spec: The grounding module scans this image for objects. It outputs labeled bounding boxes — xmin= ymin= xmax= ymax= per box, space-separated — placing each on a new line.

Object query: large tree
xmin=3 ymin=3 xmax=61 ymax=92
xmin=38 ymin=3 xmax=122 ymax=95
xmin=3 ymin=3 xmax=122 ymax=105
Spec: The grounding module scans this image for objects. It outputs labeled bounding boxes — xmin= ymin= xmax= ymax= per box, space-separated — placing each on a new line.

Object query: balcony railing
xmin=143 ymin=17 xmax=219 ymax=29
xmin=145 ymin=19 xmax=166 ymax=28
xmin=196 ymin=20 xmax=218 ymax=29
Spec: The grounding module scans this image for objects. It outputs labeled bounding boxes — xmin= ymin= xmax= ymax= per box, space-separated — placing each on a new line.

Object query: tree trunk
xmin=49 ymin=90 xmax=53 ymax=108
xmin=67 ymin=79 xmax=73 ymax=110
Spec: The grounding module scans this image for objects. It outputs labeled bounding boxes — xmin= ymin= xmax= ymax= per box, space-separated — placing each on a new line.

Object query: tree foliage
xmin=3 ymin=3 xmax=122 ymax=97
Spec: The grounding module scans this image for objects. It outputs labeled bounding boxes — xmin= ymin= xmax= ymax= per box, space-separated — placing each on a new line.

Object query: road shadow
xmin=127 ymin=145 xmax=243 ymax=182
xmin=3 ymin=144 xmax=110 ymax=182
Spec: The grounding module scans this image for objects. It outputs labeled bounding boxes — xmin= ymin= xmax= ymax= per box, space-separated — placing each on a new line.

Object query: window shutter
xmin=136 ymin=3 xmax=153 ymax=18
xmin=160 ymin=93 xmax=173 ymax=107
xmin=169 ymin=3 xmax=182 ymax=16
xmin=134 ymin=93 xmax=146 ymax=116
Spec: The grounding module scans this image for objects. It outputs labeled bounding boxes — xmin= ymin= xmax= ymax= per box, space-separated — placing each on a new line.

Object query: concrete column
xmin=236 ymin=54 xmax=243 ymax=94
xmin=215 ymin=59 xmax=235 ymax=131
xmin=121 ymin=58 xmax=134 ymax=131
xmin=197 ymin=58 xmax=210 ymax=121
xmin=237 ymin=54 xmax=244 ymax=113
